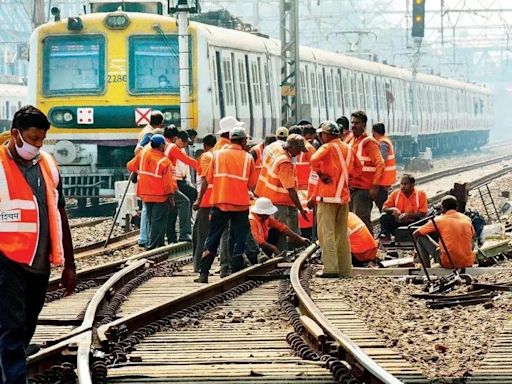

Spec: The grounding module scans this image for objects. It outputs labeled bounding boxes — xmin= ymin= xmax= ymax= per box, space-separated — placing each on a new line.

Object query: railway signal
xmin=412 ymin=0 xmax=426 ymax=38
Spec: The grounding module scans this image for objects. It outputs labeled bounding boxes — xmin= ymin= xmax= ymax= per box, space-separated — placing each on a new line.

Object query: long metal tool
xmin=104 ymin=173 xmax=133 ymax=248
xmin=408 ymin=221 xmax=432 ymax=282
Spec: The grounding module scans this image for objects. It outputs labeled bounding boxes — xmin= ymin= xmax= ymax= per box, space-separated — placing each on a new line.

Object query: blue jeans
xmin=0 ymin=257 xmax=49 ymax=384
xmin=139 ymin=202 xmax=148 ymax=246
xmin=167 ymin=190 xmax=192 ymax=242
xmin=200 ymin=207 xmax=250 ymax=275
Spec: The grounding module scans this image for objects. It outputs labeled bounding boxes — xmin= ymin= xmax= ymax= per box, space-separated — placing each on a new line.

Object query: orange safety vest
xmin=198 ymin=150 xmax=214 ymax=208
xmin=295 ymin=141 xmax=315 ymax=190
xmin=297 ymin=189 xmax=313 ymax=229
xmin=127 ymin=147 xmax=176 ymax=202
xmin=349 ymin=133 xmax=380 ymax=190
xmin=251 ymin=142 xmax=265 ymax=179
xmin=348 ymin=212 xmax=377 ymax=260
xmin=255 ymin=143 xmax=295 ymax=206
xmin=213 ymin=136 xmax=230 ymax=152
xmin=0 ymin=146 xmax=64 ymax=267
xmin=377 ymin=136 xmax=396 ymax=187
xmin=209 ymin=144 xmax=254 ymax=207
xmin=311 ymin=138 xmax=352 ymax=204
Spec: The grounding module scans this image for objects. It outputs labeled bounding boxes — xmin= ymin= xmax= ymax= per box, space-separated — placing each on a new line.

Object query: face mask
xmin=15 ymin=132 xmax=40 ymax=160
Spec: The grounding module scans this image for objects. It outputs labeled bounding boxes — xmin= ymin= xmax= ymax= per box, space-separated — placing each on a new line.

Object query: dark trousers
xmin=167 ymin=190 xmax=191 ymax=243
xmin=177 ymin=180 xmax=197 ymax=212
xmin=375 ymin=187 xmax=389 ymax=212
xmin=146 ymin=201 xmax=170 ymax=250
xmin=0 ymin=258 xmax=49 ymax=384
xmin=246 ymin=228 xmax=281 ymax=261
xmin=350 ymin=188 xmax=373 ymax=233
xmin=192 ymin=207 xmax=210 ymax=273
xmin=379 ymin=212 xmax=399 ymax=237
xmin=200 ymin=207 xmax=250 ymax=276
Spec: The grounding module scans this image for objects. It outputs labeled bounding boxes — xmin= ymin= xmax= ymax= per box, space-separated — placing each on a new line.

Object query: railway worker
xmin=247 ymin=197 xmax=310 ymax=259
xmin=135 ymin=110 xmax=164 ymax=154
xmin=413 ymin=195 xmax=475 ymax=269
xmin=214 ymin=116 xmax=242 ymax=151
xmin=192 ymin=134 xmax=216 ymax=273
xmin=128 ymin=134 xmax=176 ymax=249
xmin=196 ymin=127 xmax=258 ymax=283
xmin=255 ymin=134 xmax=310 ymax=252
xmin=309 ymin=120 xmax=357 ymax=278
xmin=163 ymin=130 xmax=198 ymax=243
xmin=289 ymin=126 xmax=316 ymax=190
xmin=372 ymin=122 xmax=397 ymax=212
xmin=300 ymin=121 xmax=321 ymax=149
xmin=336 ymin=116 xmax=351 ymax=143
xmin=250 ymin=134 xmax=277 ymax=179
xmin=348 ymin=110 xmax=385 ymax=233
xmin=0 ymin=106 xmax=77 ymax=382
xmin=348 ymin=212 xmax=378 ymax=267
xmin=263 ymin=127 xmax=289 ymax=158
xmin=379 ymin=174 xmax=428 ymax=241
xmin=164 ymin=124 xmax=179 ymax=143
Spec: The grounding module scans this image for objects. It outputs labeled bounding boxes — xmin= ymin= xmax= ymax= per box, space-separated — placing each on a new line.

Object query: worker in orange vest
xmin=255 ymin=134 xmax=310 ymax=252
xmin=127 ymin=134 xmax=176 ymax=250
xmin=336 ymin=116 xmax=352 ymax=143
xmin=309 ymin=120 xmax=357 ymax=277
xmin=214 ymin=116 xmax=242 ymax=151
xmin=372 ymin=122 xmax=397 ymax=212
xmin=348 ymin=212 xmax=378 ymax=266
xmin=289 ymin=125 xmax=316 ymax=190
xmin=0 ymin=106 xmax=76 ymax=381
xmin=192 ymin=134 xmax=216 ymax=273
xmin=413 ymin=196 xmax=475 ymax=268
xmin=380 ymin=174 xmax=428 ymax=241
xmin=300 ymin=121 xmax=321 ymax=149
xmin=197 ymin=127 xmax=258 ymax=283
xmin=247 ymin=197 xmax=310 ymax=258
xmin=250 ymin=134 xmax=277 ymax=179
xmin=347 ymin=110 xmax=385 ymax=233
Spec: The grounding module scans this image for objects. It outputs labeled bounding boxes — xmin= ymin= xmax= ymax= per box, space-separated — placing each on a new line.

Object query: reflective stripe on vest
xmin=214 ymin=150 xmax=251 ymax=182
xmin=257 ymin=145 xmax=293 ymax=196
xmin=355 ymin=136 xmax=376 ymax=174
xmin=348 ymin=223 xmax=366 ymax=236
xmin=395 ymin=190 xmax=420 ymax=211
xmin=316 ymin=142 xmax=351 ymax=204
xmin=253 ymin=143 xmax=264 ymax=170
xmin=139 ymin=149 xmax=166 ymax=179
xmin=379 ymin=136 xmax=397 ymax=185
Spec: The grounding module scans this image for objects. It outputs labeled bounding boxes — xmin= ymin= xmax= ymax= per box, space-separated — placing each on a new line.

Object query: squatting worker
xmin=380 ymin=174 xmax=428 ymax=241
xmin=0 ymin=105 xmax=77 ymax=383
xmin=309 ymin=120 xmax=357 ymax=278
xmin=413 ymin=195 xmax=475 ymax=269
xmin=255 ymin=134 xmax=310 ymax=252
xmin=196 ymin=127 xmax=258 ymax=283
xmin=127 ymin=134 xmax=176 ymax=250
xmin=348 ymin=212 xmax=378 ymax=267
xmin=347 ymin=110 xmax=384 ymax=233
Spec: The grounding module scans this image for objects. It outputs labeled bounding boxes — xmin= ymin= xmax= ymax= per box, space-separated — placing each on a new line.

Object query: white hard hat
xmin=251 ymin=197 xmax=278 ymax=215
xmin=217 ymin=116 xmax=244 ymax=135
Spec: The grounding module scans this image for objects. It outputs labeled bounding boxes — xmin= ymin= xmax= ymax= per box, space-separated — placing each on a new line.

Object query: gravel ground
xmin=71 ymin=218 xmax=129 ymax=248
xmin=310 ymin=272 xmax=512 ymax=379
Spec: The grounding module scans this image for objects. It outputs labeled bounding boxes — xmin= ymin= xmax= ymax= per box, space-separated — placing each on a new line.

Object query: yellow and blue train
xmin=28 ymin=0 xmax=493 ymax=197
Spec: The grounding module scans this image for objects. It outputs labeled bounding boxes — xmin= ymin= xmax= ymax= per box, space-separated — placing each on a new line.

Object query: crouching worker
xmin=247 ymin=198 xmax=310 ymax=261
xmin=127 ymin=134 xmax=176 ymax=250
xmin=348 ymin=212 xmax=378 ymax=267
xmin=413 ymin=195 xmax=475 ymax=268
xmin=379 ymin=174 xmax=428 ymax=241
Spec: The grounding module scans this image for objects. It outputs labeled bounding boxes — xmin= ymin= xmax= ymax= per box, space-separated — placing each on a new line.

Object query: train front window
xmin=43 ymin=35 xmax=105 ymax=95
xmin=129 ymin=36 xmax=179 ymax=94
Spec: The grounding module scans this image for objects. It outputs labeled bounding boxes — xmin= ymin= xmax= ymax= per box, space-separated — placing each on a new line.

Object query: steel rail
xmin=291 ymin=243 xmax=402 ymax=384
xmin=70 ymin=218 xmax=108 ymax=229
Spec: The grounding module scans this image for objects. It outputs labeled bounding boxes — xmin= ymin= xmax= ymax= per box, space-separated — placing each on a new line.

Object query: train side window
xmin=310 ymin=71 xmax=318 ymax=107
xmin=129 ymin=35 xmax=181 ymax=94
xmin=318 ymin=72 xmax=326 ymax=108
xmin=251 ymin=61 xmax=261 ymax=105
xmin=357 ymin=76 xmax=364 ymax=110
xmin=334 ymin=71 xmax=342 ymax=109
xmin=350 ymin=73 xmax=357 ymax=109
xmin=43 ymin=35 xmax=105 ymax=95
xmin=222 ymin=58 xmax=234 ymax=106
xmin=263 ymin=62 xmax=271 ymax=106
xmin=326 ymin=72 xmax=333 ymax=108
xmin=211 ymin=56 xmax=219 ymax=106
xmin=341 ymin=72 xmax=350 ymax=112
xmin=238 ymin=59 xmax=248 ymax=105
xmin=300 ymin=69 xmax=309 ymax=105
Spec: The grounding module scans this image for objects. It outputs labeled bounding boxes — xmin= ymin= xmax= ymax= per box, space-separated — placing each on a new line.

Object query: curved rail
xmin=290 ymin=244 xmax=402 ymax=384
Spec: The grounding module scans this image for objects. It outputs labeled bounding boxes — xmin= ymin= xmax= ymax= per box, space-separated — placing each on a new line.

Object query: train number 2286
xmin=108 ymin=74 xmax=127 ymax=83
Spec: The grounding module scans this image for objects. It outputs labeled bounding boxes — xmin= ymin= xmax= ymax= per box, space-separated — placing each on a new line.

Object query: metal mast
xmin=279 ymin=0 xmax=299 ymax=127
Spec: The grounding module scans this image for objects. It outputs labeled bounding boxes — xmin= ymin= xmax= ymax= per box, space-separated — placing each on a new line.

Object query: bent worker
xmin=0 ymin=106 xmax=77 ymax=382
xmin=247 ymin=197 xmax=310 ymax=258
xmin=348 ymin=212 xmax=378 ymax=267
xmin=413 ymin=195 xmax=475 ymax=268
xmin=127 ymin=134 xmax=176 ymax=249
xmin=380 ymin=174 xmax=428 ymax=241
xmin=250 ymin=134 xmax=277 ymax=179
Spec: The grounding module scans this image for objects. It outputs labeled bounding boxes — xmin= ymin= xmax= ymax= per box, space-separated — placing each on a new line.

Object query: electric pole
xmin=280 ymin=0 xmax=299 ymax=127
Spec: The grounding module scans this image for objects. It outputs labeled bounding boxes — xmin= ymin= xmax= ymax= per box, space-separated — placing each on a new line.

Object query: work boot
xmin=230 ymin=254 xmax=245 ymax=273
xmin=194 ymin=274 xmax=208 ymax=283
xmin=219 ymin=270 xmax=231 ymax=278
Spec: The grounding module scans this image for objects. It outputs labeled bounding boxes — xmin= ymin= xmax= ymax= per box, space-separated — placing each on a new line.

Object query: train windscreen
xmin=43 ymin=35 xmax=105 ymax=95
xmin=128 ymin=36 xmax=179 ymax=94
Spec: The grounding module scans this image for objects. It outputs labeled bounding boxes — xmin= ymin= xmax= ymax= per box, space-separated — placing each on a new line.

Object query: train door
xmin=373 ymin=75 xmax=381 ymax=122
xmin=220 ymin=51 xmax=236 ymax=119
xmin=247 ymin=55 xmax=263 ymax=137
xmin=334 ymin=70 xmax=342 ymax=118
xmin=209 ymin=49 xmax=221 ymax=131
xmin=300 ymin=65 xmax=311 ymax=122
xmin=233 ymin=53 xmax=250 ymax=129
xmin=309 ymin=66 xmax=319 ymax=126
xmin=264 ymin=54 xmax=276 ymax=136
xmin=318 ymin=68 xmax=327 ymax=121
xmin=259 ymin=57 xmax=271 ymax=140
xmin=325 ymin=68 xmax=334 ymax=120
xmin=244 ymin=55 xmax=255 ymax=137
xmin=340 ymin=70 xmax=349 ymax=117
xmin=214 ymin=51 xmax=225 ymax=118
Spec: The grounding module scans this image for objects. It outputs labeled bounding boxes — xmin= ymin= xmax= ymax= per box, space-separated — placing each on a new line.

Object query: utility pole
xmin=170 ymin=0 xmax=199 ymax=131
xmin=33 ymin=0 xmax=46 ymax=27
xmin=280 ymin=0 xmax=299 ymax=127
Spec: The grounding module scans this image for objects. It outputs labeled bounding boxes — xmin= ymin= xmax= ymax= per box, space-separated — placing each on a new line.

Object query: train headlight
xmin=63 ymin=112 xmax=73 ymax=122
xmin=163 ymin=111 xmax=173 ymax=121
xmin=105 ymin=13 xmax=130 ymax=29
xmin=52 ymin=111 xmax=64 ymax=124
xmin=172 ymin=111 xmax=180 ymax=121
